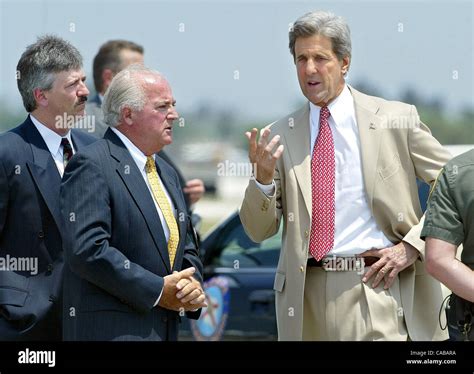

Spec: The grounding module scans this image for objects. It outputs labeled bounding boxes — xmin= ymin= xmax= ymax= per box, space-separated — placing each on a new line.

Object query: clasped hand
xmin=158 ymin=267 xmax=207 ymax=312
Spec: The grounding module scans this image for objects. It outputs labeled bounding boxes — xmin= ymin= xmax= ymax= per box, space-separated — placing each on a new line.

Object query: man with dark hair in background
xmin=0 ymin=35 xmax=96 ymax=340
xmin=87 ymin=40 xmax=144 ymax=138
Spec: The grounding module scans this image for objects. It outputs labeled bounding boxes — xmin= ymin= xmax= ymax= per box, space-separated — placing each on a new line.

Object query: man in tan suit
xmin=240 ymin=10 xmax=451 ymax=341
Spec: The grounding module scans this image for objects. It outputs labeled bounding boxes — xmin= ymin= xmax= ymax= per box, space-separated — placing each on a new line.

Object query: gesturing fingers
xmin=257 ymin=127 xmax=271 ymax=156
xmin=245 ymin=126 xmax=284 ymax=185
xmin=264 ymin=134 xmax=281 ymax=155
xmin=245 ymin=128 xmax=258 ymax=163
xmin=273 ymin=144 xmax=285 ymax=160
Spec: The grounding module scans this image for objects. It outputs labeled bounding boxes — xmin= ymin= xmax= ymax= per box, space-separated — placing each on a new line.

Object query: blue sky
xmin=0 ymin=0 xmax=472 ymax=122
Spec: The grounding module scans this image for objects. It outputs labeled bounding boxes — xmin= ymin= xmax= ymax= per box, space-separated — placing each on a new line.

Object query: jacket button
xmin=47 ymin=264 xmax=53 ymax=272
xmin=49 ymin=295 xmax=56 ymax=302
xmin=38 ymin=231 xmax=44 ymax=238
xmin=300 ymin=265 xmax=304 ymax=273
xmin=304 ymin=230 xmax=309 ymax=238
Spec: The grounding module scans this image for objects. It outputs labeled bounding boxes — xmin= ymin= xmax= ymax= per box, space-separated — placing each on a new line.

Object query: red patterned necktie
xmin=309 ymin=106 xmax=335 ymax=261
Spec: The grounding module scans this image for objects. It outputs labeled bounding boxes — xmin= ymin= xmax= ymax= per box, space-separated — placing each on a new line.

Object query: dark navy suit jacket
xmin=0 ymin=116 xmax=96 ymax=340
xmin=59 ymin=129 xmax=202 ymax=341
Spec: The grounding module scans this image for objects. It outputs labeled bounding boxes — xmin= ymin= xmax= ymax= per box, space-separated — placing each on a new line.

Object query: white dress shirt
xmin=30 ymin=114 xmax=75 ymax=177
xmin=110 ymin=127 xmax=176 ymax=242
xmin=111 ymin=128 xmax=176 ymax=306
xmin=257 ymin=85 xmax=393 ymax=256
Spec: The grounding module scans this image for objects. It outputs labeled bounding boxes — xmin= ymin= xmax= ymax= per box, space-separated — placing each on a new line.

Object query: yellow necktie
xmin=145 ymin=156 xmax=179 ymax=267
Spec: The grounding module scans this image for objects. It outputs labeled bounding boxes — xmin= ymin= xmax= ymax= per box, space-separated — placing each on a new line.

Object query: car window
xmin=213 ymin=222 xmax=282 ymax=268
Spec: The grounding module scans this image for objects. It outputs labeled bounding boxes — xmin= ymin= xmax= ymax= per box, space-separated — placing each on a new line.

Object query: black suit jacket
xmin=59 ymin=129 xmax=202 ymax=341
xmin=0 ymin=116 xmax=96 ymax=340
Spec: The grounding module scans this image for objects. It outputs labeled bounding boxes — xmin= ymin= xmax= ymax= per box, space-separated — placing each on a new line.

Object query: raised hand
xmin=245 ymin=127 xmax=284 ymax=185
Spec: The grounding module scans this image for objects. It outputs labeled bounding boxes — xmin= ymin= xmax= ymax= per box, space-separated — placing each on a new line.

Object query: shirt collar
xmin=309 ymin=84 xmax=355 ymax=128
xmin=110 ymin=127 xmax=155 ymax=172
xmin=30 ymin=114 xmax=73 ymax=156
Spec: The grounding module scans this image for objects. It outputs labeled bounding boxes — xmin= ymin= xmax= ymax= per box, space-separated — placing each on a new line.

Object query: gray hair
xmin=289 ymin=11 xmax=351 ymax=63
xmin=16 ymin=35 xmax=83 ymax=112
xmin=102 ymin=64 xmax=162 ymax=127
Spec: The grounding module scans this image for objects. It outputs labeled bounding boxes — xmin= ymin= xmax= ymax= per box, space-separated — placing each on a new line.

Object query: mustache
xmin=76 ymin=96 xmax=88 ymax=105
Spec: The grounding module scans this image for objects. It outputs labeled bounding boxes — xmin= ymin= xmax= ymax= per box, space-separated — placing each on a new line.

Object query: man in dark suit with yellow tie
xmin=60 ymin=64 xmax=206 ymax=341
xmin=82 ymin=39 xmax=205 ymax=212
xmin=0 ymin=35 xmax=96 ymax=340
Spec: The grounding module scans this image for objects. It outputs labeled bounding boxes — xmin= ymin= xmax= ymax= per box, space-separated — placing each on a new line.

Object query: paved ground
xmin=192 ymin=175 xmax=249 ymax=235
xmin=193 ymin=195 xmax=242 ymax=235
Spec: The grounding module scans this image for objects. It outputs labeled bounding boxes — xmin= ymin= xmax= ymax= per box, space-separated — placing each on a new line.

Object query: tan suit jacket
xmin=240 ymin=86 xmax=451 ymax=341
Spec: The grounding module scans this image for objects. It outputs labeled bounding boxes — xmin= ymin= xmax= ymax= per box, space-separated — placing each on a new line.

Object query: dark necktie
xmin=309 ymin=106 xmax=335 ymax=261
xmin=61 ymin=137 xmax=73 ymax=168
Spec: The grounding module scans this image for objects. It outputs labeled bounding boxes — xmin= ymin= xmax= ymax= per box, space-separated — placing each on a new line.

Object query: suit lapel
xmin=284 ymin=104 xmax=313 ymax=216
xmin=23 ymin=118 xmax=63 ymax=228
xmin=105 ymin=129 xmax=172 ymax=273
xmin=70 ymin=129 xmax=90 ymax=151
xmin=349 ymin=87 xmax=384 ymax=211
xmin=155 ymin=157 xmax=187 ymax=271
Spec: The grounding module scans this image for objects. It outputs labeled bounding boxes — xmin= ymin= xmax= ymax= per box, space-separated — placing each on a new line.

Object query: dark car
xmin=180 ymin=180 xmax=432 ymax=341
xmin=179 ymin=211 xmax=282 ymax=341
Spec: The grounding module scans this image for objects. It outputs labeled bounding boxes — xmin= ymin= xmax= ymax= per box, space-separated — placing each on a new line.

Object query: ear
xmin=341 ymin=56 xmax=351 ymax=75
xmin=121 ymin=107 xmax=133 ymax=126
xmin=33 ymin=88 xmax=48 ymax=108
xmin=101 ymin=69 xmax=114 ymax=93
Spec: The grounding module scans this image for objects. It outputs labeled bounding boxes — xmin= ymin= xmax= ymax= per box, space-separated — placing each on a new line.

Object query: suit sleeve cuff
xmin=252 ymin=176 xmax=275 ymax=197
xmin=153 ymin=287 xmax=164 ymax=307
